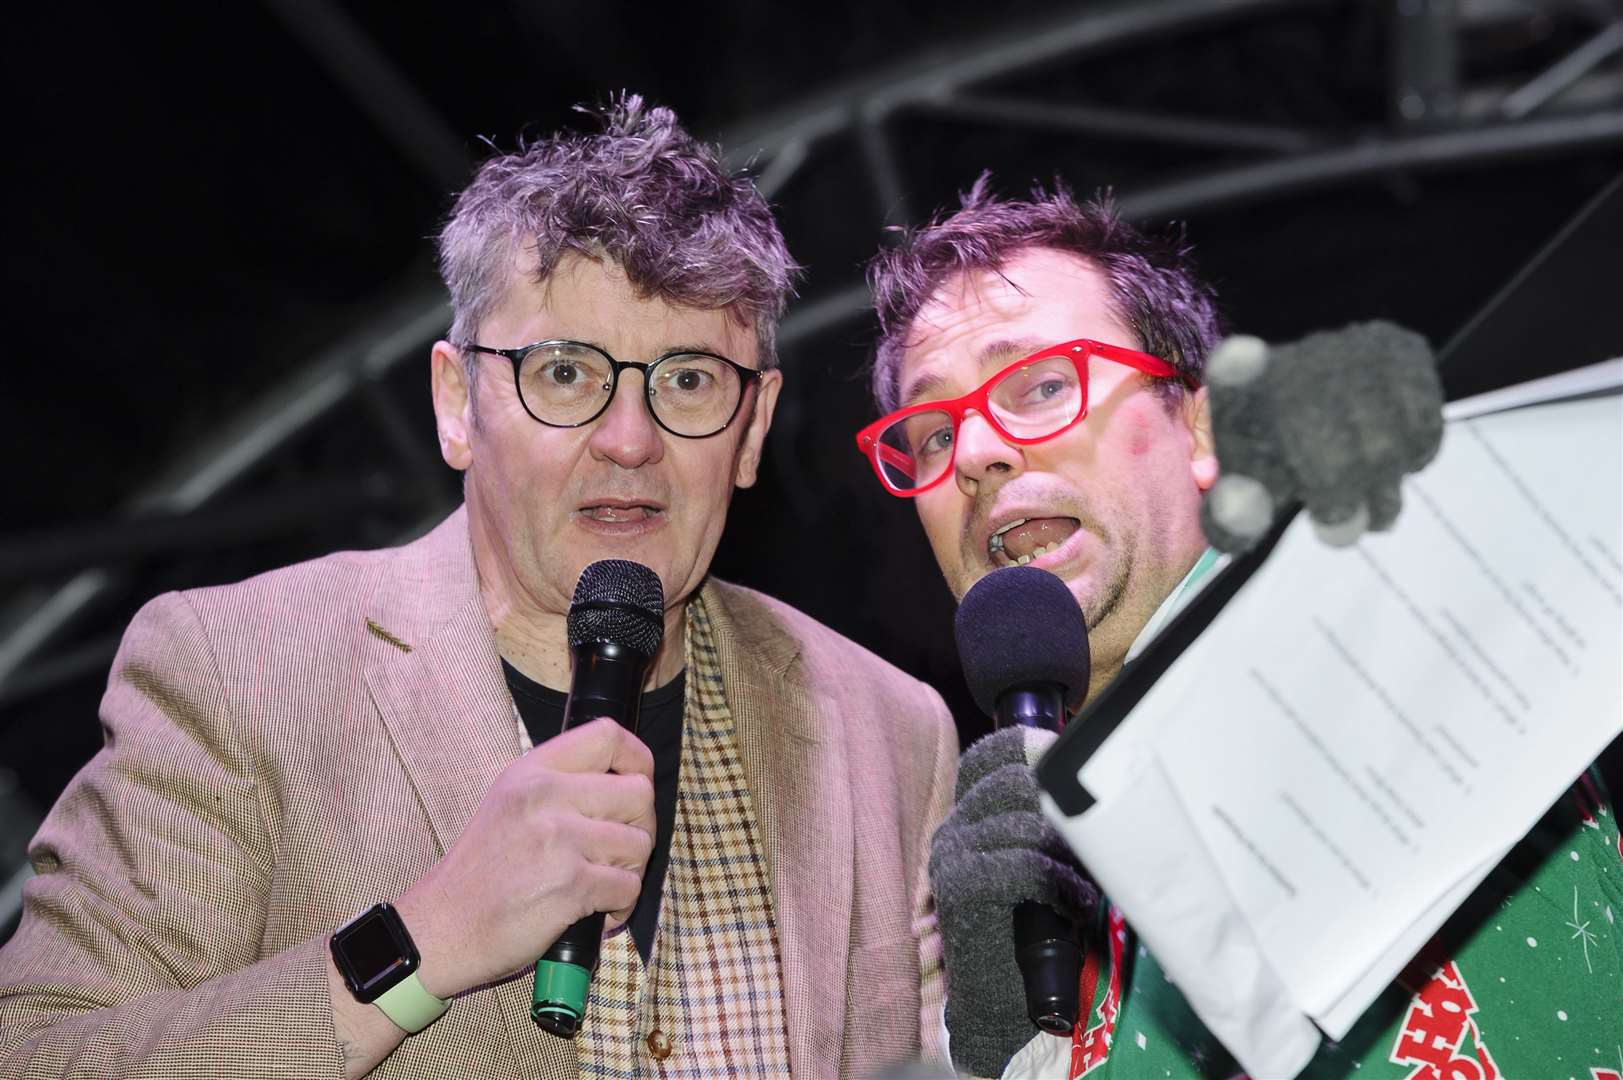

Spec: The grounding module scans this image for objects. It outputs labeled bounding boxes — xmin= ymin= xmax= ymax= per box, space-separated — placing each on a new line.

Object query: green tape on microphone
xmin=532 ymin=958 xmax=591 ymax=1036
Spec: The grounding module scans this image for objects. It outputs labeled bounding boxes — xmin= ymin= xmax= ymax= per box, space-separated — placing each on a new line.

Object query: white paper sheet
xmin=1045 ymin=366 xmax=1623 ymax=1076
xmin=1043 ymin=768 xmax=1324 ymax=1080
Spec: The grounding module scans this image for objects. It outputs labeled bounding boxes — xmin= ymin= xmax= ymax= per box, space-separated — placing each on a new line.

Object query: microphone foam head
xmin=567 ymin=559 xmax=665 ymax=658
xmin=954 ymin=566 xmax=1090 ymax=718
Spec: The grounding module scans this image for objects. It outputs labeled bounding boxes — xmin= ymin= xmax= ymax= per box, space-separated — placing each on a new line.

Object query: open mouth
xmin=580 ymin=503 xmax=663 ymax=524
xmin=989 ymin=516 xmax=1082 ymax=566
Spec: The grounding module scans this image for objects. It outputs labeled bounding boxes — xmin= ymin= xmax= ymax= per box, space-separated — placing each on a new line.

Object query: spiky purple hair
xmin=867 ymin=175 xmax=1222 ymax=413
xmin=438 ymin=94 xmax=798 ymax=370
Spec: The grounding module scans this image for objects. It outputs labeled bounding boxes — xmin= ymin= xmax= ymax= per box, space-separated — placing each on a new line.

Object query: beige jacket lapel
xmin=360 ymin=510 xmax=518 ymax=860
xmin=703 ymin=580 xmax=855 ymax=1075
xmin=359 ymin=508 xmax=575 ymax=1077
xmin=355 ymin=526 xmax=857 ymax=1075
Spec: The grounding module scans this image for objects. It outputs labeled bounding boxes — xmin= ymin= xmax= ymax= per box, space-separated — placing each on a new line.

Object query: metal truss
xmin=3 ymin=0 xmax=1621 ymax=927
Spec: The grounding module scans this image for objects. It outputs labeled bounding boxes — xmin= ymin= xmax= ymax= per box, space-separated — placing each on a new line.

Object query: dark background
xmin=2 ymin=0 xmax=1621 ymax=939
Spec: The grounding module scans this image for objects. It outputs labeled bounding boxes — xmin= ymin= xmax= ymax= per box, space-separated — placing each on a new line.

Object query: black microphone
xmin=955 ymin=565 xmax=1091 ymax=1036
xmin=531 ymin=559 xmax=665 ymax=1037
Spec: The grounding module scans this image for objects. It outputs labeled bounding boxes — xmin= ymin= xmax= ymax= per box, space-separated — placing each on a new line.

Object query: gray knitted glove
xmin=929 ymin=727 xmax=1099 ymax=1078
xmin=1201 ymin=321 xmax=1444 ymax=552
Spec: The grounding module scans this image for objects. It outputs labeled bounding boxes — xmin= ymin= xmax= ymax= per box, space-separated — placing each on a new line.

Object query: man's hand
xmin=1201 ymin=321 xmax=1445 ymax=552
xmin=326 ymin=718 xmax=655 ymax=1076
xmin=395 ymin=716 xmax=657 ymax=998
xmin=929 ymin=727 xmax=1098 ymax=1078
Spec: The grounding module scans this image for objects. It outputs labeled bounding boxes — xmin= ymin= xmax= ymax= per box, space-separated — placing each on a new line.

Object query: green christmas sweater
xmin=1057 ymin=772 xmax=1622 ymax=1080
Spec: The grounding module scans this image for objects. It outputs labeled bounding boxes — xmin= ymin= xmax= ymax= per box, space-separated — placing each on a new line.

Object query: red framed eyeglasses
xmin=854 ymin=338 xmax=1180 ymax=497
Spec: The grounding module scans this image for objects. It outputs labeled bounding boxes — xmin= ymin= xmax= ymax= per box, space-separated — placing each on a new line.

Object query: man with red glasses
xmin=863 ymin=185 xmax=1219 ymax=707
xmin=860 ymin=179 xmax=1620 ymax=1078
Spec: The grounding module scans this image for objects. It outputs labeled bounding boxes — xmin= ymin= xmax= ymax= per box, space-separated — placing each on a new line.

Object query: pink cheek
xmin=1123 ymin=410 xmax=1163 ymax=457
xmin=1116 ymin=402 xmax=1168 ymax=457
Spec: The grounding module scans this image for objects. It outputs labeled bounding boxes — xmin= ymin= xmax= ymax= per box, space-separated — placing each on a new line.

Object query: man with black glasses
xmin=858 ymin=178 xmax=1620 ymax=1079
xmin=0 ymin=98 xmax=956 ymax=1079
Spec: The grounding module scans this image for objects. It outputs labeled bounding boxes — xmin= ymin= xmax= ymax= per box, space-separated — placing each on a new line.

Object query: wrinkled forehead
xmin=493 ymin=248 xmax=759 ymax=361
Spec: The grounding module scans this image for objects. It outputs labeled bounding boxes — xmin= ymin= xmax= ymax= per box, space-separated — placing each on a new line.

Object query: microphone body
xmin=995 ymin=684 xmax=1067 ymax=732
xmin=532 ymin=640 xmax=651 ymax=1036
xmin=532 ymin=561 xmax=664 ymax=1037
xmin=560 ymin=639 xmax=649 ymax=731
xmin=994 ymin=683 xmax=1082 ymax=1036
xmin=954 ymin=566 xmax=1091 ymax=1038
xmin=1012 ymin=901 xmax=1083 ymax=1034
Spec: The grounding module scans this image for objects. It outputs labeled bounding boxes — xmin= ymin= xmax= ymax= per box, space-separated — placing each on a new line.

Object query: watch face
xmin=332 ymin=903 xmax=419 ymax=1003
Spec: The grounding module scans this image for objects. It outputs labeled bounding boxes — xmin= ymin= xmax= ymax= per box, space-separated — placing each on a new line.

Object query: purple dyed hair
xmin=438 ymin=94 xmax=798 ymax=374
xmin=867 ymin=175 xmax=1222 ymax=413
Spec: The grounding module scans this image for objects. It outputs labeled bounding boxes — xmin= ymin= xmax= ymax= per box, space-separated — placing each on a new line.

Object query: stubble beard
xmin=1080 ymin=547 xmax=1132 ymax=632
xmin=948 ymin=513 xmax=1132 ymax=633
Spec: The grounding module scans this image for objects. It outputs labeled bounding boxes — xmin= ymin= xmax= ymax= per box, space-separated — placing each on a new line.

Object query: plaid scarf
xmin=579 ymin=592 xmax=791 ymax=1077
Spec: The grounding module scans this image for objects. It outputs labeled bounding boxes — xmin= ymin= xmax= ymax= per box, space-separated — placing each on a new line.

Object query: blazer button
xmin=645 ymin=1029 xmax=673 ymax=1060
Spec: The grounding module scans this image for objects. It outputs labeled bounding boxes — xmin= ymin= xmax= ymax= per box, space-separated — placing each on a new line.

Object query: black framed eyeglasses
xmin=462 ymin=339 xmax=763 ymax=439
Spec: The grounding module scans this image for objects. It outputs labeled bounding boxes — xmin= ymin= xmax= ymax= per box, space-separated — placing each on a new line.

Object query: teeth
xmin=988 ymin=519 xmax=1072 ymax=565
xmin=987 ymin=517 xmax=1029 ymax=557
xmin=586 ymin=505 xmax=653 ymax=522
xmin=997 ymin=541 xmax=1060 ymax=568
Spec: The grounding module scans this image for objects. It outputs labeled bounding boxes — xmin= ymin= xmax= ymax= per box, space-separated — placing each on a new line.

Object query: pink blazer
xmin=0 ymin=507 xmax=957 ymax=1078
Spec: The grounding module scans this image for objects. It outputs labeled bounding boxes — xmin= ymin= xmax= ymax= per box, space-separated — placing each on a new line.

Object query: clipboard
xmin=1035 ymin=363 xmax=1623 ymax=819
xmin=1034 ymin=505 xmax=1295 ymax=817
xmin=1037 ymin=171 xmax=1623 ymax=819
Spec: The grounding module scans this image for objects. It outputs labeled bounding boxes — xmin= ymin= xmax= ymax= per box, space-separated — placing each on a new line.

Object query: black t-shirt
xmin=500 ymin=660 xmax=684 ymax=964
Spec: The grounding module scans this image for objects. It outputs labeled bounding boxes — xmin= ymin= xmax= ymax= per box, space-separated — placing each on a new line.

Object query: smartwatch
xmin=329 ymin=902 xmax=449 ymax=1034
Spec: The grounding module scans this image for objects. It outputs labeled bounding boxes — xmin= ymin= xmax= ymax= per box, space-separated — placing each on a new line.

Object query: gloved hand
xmin=1200 ymin=320 xmax=1445 ymax=552
xmin=929 ymin=726 xmax=1099 ymax=1078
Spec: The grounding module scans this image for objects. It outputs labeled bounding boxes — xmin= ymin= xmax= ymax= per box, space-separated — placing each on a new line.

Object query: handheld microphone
xmin=531 ymin=559 xmax=665 ymax=1037
xmin=955 ymin=565 xmax=1091 ymax=1035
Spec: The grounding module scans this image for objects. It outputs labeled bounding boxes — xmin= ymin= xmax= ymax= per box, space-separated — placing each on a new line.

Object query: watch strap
xmin=373 ymin=971 xmax=450 ymax=1034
